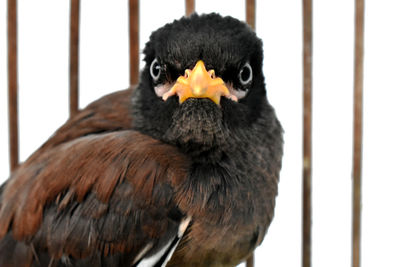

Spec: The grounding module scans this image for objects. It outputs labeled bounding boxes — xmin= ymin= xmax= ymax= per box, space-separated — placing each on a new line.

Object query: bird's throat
xmin=163 ymin=98 xmax=228 ymax=162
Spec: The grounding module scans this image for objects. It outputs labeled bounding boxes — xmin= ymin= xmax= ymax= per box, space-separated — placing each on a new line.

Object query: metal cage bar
xmin=352 ymin=0 xmax=365 ymax=266
xmin=246 ymin=0 xmax=256 ymax=265
xmin=69 ymin=0 xmax=80 ymax=117
xmin=186 ymin=0 xmax=195 ymax=16
xmin=302 ymin=0 xmax=312 ymax=266
xmin=245 ymin=1 xmax=256 ymax=266
xmin=129 ymin=0 xmax=140 ymax=87
xmin=7 ymin=0 xmax=19 ymax=172
xmin=246 ymin=0 xmax=255 ymax=30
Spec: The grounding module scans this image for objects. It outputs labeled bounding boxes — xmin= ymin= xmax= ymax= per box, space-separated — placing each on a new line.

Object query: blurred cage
xmin=5 ymin=0 xmax=364 ymax=267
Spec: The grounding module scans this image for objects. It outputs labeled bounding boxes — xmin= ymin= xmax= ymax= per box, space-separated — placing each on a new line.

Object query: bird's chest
xmin=171 ymin=166 xmax=271 ymax=266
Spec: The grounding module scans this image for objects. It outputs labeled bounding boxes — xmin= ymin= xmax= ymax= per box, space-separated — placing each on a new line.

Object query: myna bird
xmin=0 ymin=13 xmax=283 ymax=267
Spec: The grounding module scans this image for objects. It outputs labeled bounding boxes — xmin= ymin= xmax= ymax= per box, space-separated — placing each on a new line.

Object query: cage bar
xmin=69 ymin=0 xmax=80 ymax=117
xmin=186 ymin=0 xmax=195 ymax=16
xmin=246 ymin=0 xmax=255 ymax=30
xmin=302 ymin=0 xmax=312 ymax=266
xmin=246 ymin=254 xmax=254 ymax=267
xmin=352 ymin=0 xmax=364 ymax=266
xmin=129 ymin=0 xmax=139 ymax=87
xmin=245 ymin=1 xmax=256 ymax=266
xmin=7 ymin=0 xmax=19 ymax=172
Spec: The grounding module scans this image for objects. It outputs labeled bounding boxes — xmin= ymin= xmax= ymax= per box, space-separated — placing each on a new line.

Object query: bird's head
xmin=132 ymin=13 xmax=278 ymax=162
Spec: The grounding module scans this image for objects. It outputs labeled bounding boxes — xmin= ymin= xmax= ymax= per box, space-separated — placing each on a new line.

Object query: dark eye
xmin=238 ymin=62 xmax=253 ymax=86
xmin=150 ymin=58 xmax=161 ymax=81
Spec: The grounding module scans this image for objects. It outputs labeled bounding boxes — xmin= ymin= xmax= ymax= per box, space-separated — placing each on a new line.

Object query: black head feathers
xmin=143 ymin=13 xmax=264 ymax=86
xmin=132 ymin=13 xmax=278 ymax=163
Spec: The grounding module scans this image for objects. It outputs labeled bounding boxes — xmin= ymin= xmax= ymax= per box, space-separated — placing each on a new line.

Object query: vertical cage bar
xmin=7 ymin=0 xmax=19 ymax=172
xmin=302 ymin=0 xmax=312 ymax=266
xmin=352 ymin=0 xmax=364 ymax=266
xmin=246 ymin=1 xmax=255 ymax=266
xmin=246 ymin=254 xmax=254 ymax=267
xmin=69 ymin=0 xmax=80 ymax=117
xmin=185 ymin=0 xmax=195 ymax=16
xmin=246 ymin=0 xmax=255 ymax=30
xmin=129 ymin=0 xmax=139 ymax=87
xmin=246 ymin=1 xmax=256 ymax=266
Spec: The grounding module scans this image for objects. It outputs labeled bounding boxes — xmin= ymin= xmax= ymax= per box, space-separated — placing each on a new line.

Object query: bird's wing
xmin=0 ymin=130 xmax=191 ymax=267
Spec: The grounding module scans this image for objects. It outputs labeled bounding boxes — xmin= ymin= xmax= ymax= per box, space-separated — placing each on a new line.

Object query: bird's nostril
xmin=184 ymin=70 xmax=191 ymax=79
xmin=209 ymin=70 xmax=216 ymax=79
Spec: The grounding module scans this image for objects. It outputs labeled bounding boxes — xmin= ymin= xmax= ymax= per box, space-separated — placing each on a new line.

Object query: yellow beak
xmin=162 ymin=60 xmax=237 ymax=105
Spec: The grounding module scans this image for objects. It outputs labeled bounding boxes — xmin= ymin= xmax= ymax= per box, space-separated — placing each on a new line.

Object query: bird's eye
xmin=238 ymin=62 xmax=253 ymax=86
xmin=150 ymin=58 xmax=161 ymax=81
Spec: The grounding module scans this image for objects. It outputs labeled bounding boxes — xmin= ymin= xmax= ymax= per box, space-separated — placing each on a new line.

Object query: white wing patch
xmin=137 ymin=239 xmax=174 ymax=267
xmin=135 ymin=216 xmax=192 ymax=267
xmin=132 ymin=243 xmax=153 ymax=266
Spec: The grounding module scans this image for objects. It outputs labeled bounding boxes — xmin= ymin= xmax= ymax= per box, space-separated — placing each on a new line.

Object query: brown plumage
xmin=0 ymin=14 xmax=283 ymax=266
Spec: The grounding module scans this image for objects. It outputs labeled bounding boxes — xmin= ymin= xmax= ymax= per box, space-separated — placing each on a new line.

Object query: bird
xmin=0 ymin=13 xmax=283 ymax=267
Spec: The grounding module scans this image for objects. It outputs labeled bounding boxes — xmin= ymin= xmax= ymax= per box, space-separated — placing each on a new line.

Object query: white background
xmin=0 ymin=0 xmax=399 ymax=266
